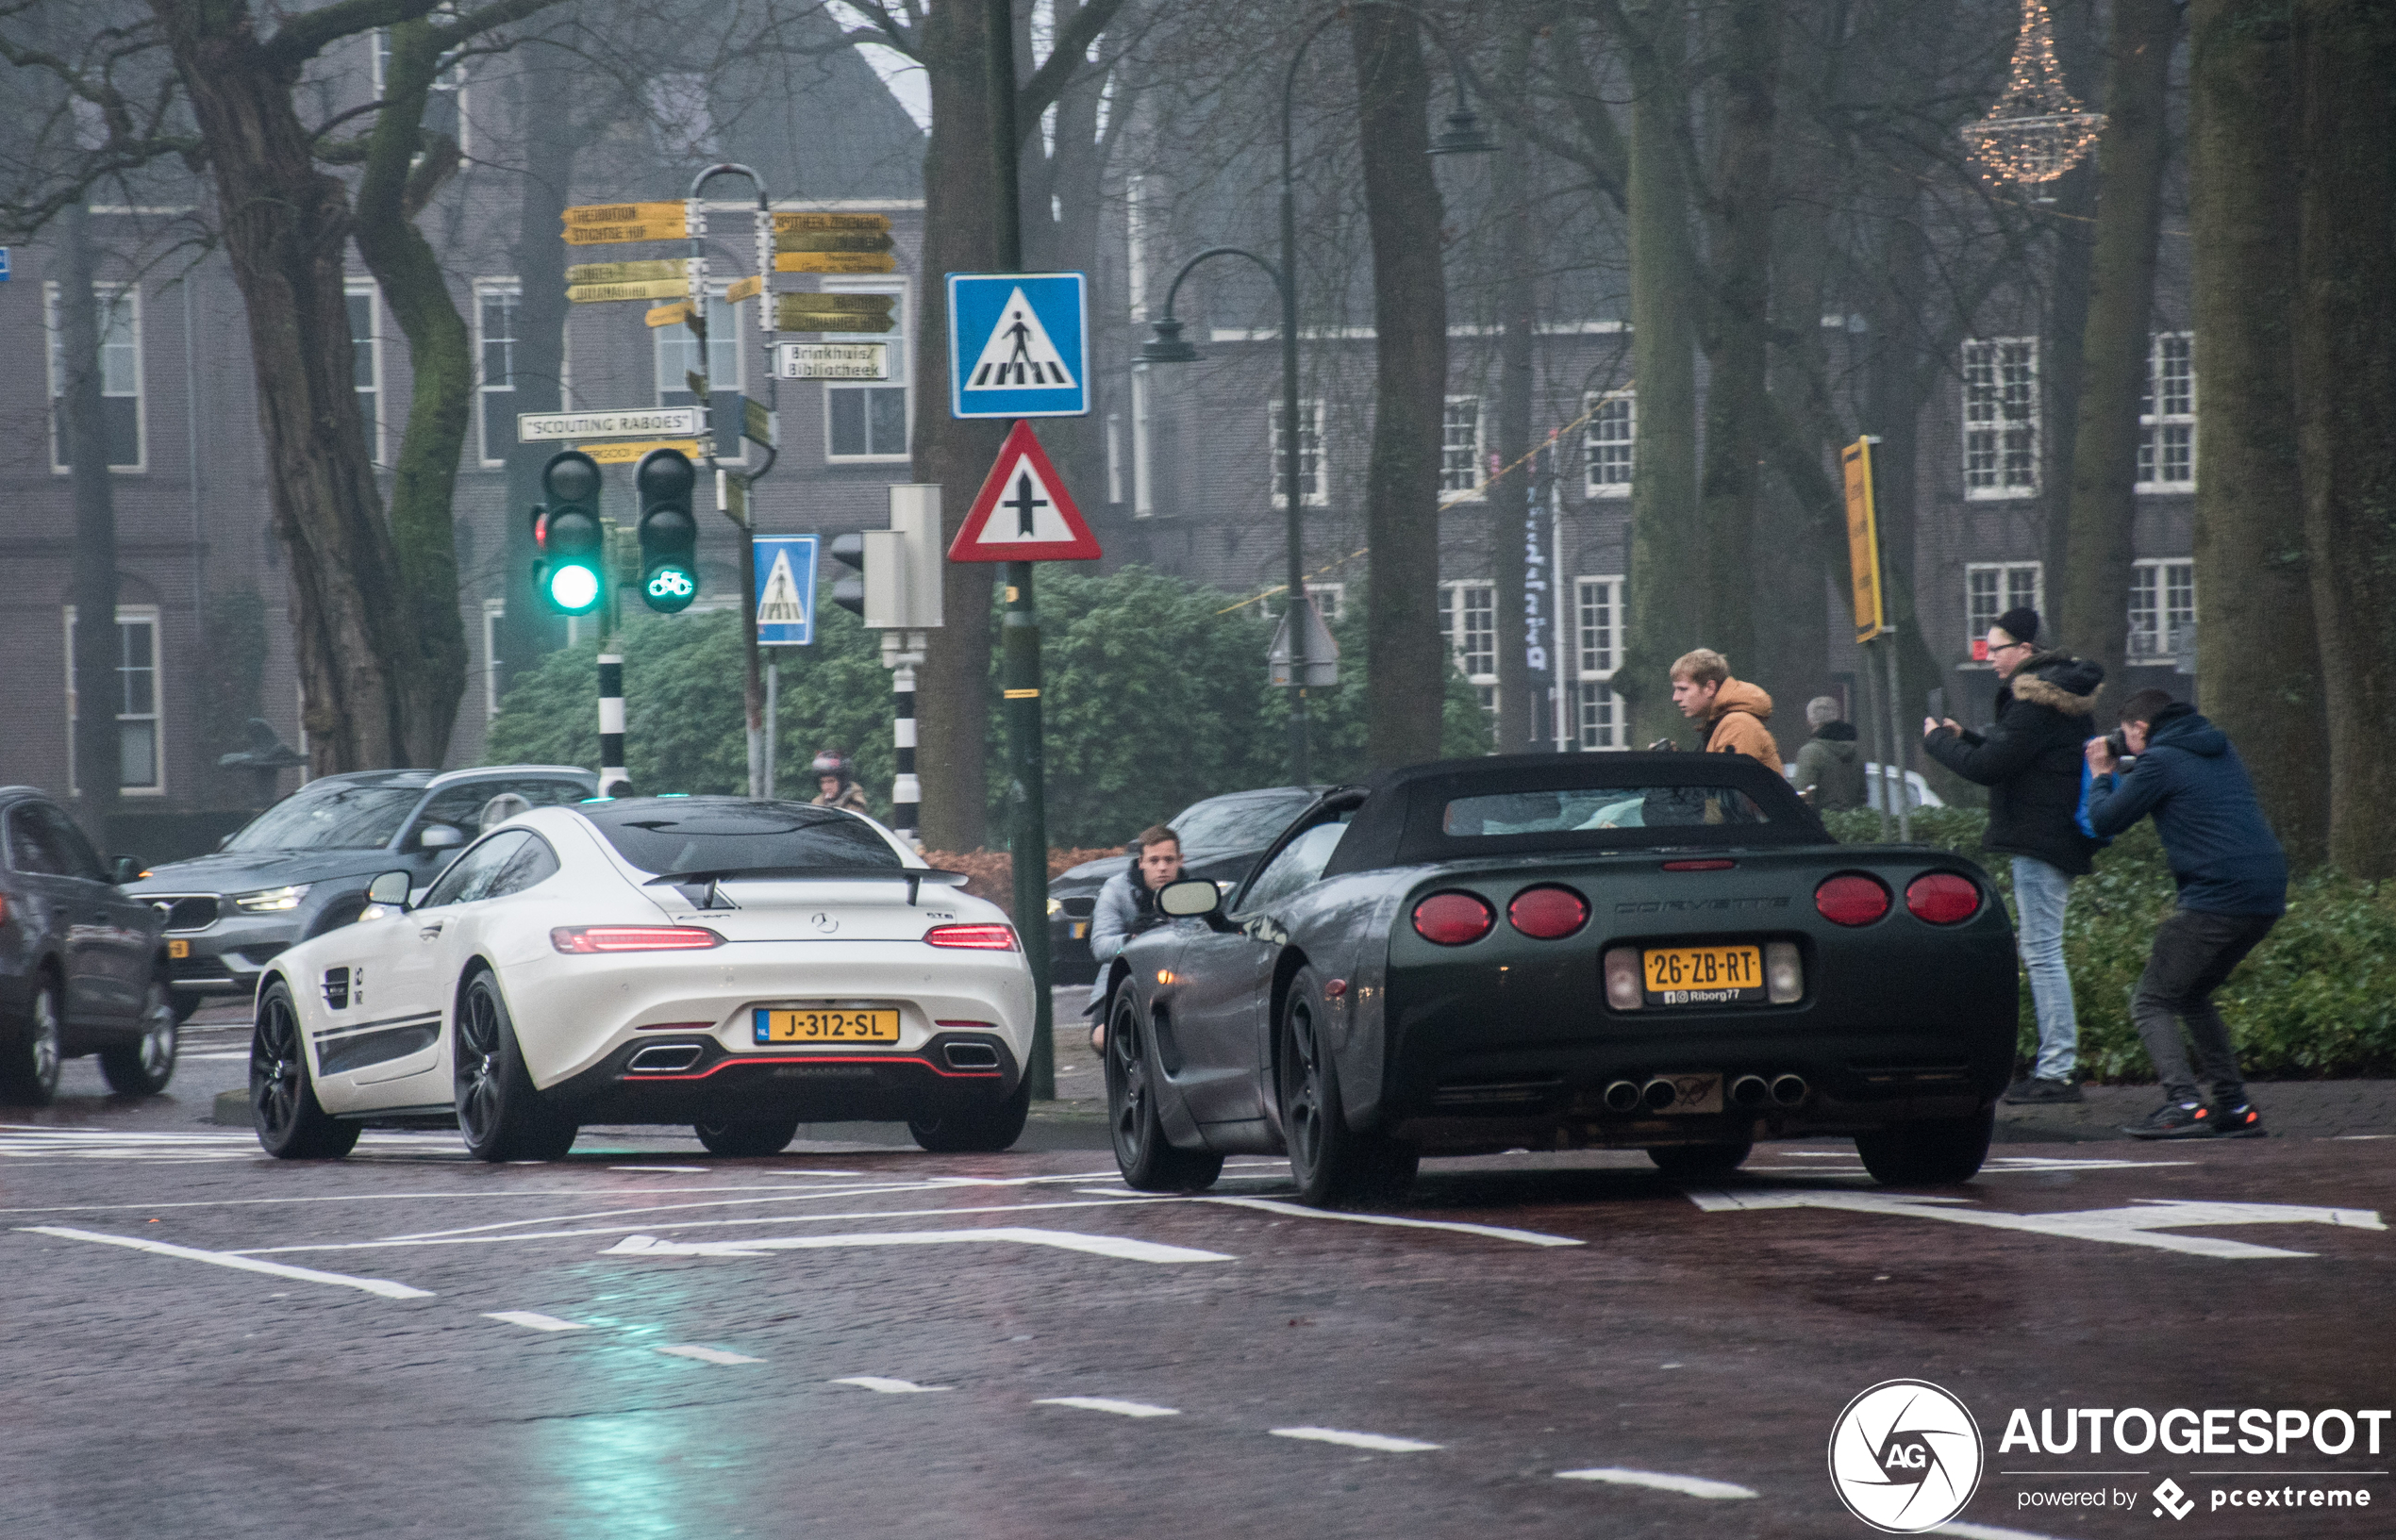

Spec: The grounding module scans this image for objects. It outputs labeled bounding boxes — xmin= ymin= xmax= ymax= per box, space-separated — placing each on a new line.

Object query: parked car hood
xmin=126 ymin=847 xmax=409 ymax=899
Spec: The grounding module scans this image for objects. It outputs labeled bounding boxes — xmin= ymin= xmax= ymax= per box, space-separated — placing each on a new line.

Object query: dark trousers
xmin=2133 ymin=908 xmax=2278 ymax=1104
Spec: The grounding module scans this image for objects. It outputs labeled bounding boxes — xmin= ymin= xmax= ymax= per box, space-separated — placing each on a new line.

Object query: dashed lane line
xmin=1556 ymin=1467 xmax=1756 ymax=1499
xmin=1269 ymin=1427 xmax=1441 ymax=1453
xmin=20 ymin=1224 xmax=433 ymax=1300
xmin=604 ymin=1226 xmax=1233 ymax=1265
xmin=1036 ymin=1397 xmax=1180 ymax=1418
xmin=609 ymin=1165 xmax=710 ymax=1173
xmin=483 ymin=1311 xmax=590 ymax=1332
xmin=835 ymin=1377 xmax=949 ymax=1394
xmin=655 ymin=1345 xmax=762 ymax=1366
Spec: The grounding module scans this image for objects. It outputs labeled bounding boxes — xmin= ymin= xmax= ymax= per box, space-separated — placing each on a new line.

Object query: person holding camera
xmin=1084 ymin=824 xmax=1187 ymax=1049
xmin=1921 ymin=607 xmax=2104 ymax=1104
xmin=2085 ymin=687 xmax=2285 ymax=1140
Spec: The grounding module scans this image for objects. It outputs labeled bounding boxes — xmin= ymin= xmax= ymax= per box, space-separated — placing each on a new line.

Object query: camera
xmin=2105 ymin=729 xmax=2132 ymax=760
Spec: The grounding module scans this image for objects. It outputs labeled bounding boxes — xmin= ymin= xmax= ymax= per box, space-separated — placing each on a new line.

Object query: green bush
xmin=1824 ymin=807 xmax=2396 ymax=1081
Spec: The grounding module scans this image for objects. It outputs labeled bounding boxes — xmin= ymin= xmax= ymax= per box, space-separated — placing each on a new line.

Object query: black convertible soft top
xmin=1320 ymin=752 xmax=1829 ymax=878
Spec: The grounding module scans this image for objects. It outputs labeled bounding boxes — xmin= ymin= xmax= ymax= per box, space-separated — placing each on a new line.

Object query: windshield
xmin=589 ymin=799 xmax=902 ymax=876
xmin=1172 ymin=792 xmax=1313 ymax=853
xmin=225 ymin=785 xmax=424 ymax=852
xmin=1441 ymin=786 xmax=1774 ymax=836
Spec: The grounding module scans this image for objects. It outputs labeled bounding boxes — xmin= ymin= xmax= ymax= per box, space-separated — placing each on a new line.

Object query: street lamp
xmin=1138 ymin=1 xmax=1494 ymax=786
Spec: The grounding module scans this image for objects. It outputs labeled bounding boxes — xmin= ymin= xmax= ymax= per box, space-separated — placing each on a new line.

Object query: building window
xmin=1439 ymin=396 xmax=1483 ymax=497
xmin=45 ymin=282 xmax=143 ymax=472
xmin=374 ymin=31 xmax=470 ymax=156
xmin=2128 ymin=557 xmax=2196 ymax=664
xmin=655 ymin=290 xmax=742 ymax=410
xmin=476 ymin=282 xmax=521 ymax=467
xmin=347 ymin=281 xmax=385 ymax=465
xmin=482 ymin=599 xmax=507 ymax=719
xmin=1965 ymin=562 xmax=2043 ymax=658
xmin=1575 ymin=575 xmax=1627 ymax=750
xmin=1271 ymin=400 xmax=1327 ymax=508
xmin=1438 ymin=580 xmax=1498 ymax=717
xmin=823 ymin=279 xmax=908 ymax=462
xmin=2137 ymin=331 xmax=2196 ymax=493
xmin=1962 ymin=337 xmax=2038 ymax=499
xmin=63 ymin=604 xmax=163 ymax=795
xmin=1584 ymin=390 xmax=1634 ymax=498
xmin=1265 ymin=583 xmax=1344 ymax=622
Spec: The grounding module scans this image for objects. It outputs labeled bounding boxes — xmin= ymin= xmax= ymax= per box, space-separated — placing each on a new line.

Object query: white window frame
xmin=347 ymin=279 xmax=386 ymax=466
xmin=1439 ymin=395 xmax=1484 ymax=499
xmin=821 ymin=276 xmax=911 ymax=465
xmin=1438 ymin=580 xmax=1499 ymax=718
xmin=373 ymin=30 xmax=470 ymax=157
xmin=45 ymin=281 xmax=146 ymax=473
xmin=1583 ymin=389 xmax=1634 ymax=499
xmin=1962 ymin=337 xmax=2039 ymax=499
xmin=62 ymin=604 xmax=165 ymax=797
xmin=2137 ymin=331 xmax=2196 ymax=493
xmin=474 ymin=278 xmax=521 ymax=467
xmin=482 ymin=598 xmax=507 ymax=719
xmin=2127 ymin=557 xmax=2197 ymax=665
xmin=1271 ymin=399 xmax=1328 ymax=508
xmin=1574 ymin=575 xmax=1627 ymax=750
xmin=1265 ymin=582 xmax=1345 ymax=623
xmin=1964 ymin=561 xmax=2044 ymax=661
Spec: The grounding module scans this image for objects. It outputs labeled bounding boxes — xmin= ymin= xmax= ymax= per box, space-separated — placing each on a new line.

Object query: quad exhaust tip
xmin=1640 ymin=1077 xmax=1680 ymax=1113
xmin=1602 ymin=1080 xmax=1643 ymax=1114
xmin=1770 ymin=1073 xmax=1808 ymax=1106
xmin=626 ymin=1043 xmax=705 ymax=1073
xmin=1729 ymin=1074 xmax=1770 ymax=1109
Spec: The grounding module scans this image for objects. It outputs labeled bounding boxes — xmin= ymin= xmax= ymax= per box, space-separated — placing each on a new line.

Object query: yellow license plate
xmin=755 ymin=1007 xmax=900 ymax=1044
xmin=167 ymin=939 xmax=190 ymax=959
xmin=1642 ymin=945 xmax=1764 ymax=1005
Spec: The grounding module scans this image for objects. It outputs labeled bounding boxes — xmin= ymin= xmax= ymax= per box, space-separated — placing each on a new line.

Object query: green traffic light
xmin=642 ymin=563 xmax=697 ymax=613
xmin=547 ymin=562 xmax=601 ymax=613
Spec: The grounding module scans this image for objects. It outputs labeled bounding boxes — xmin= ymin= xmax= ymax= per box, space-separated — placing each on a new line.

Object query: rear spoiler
xmin=641 ymin=866 xmax=969 ymax=907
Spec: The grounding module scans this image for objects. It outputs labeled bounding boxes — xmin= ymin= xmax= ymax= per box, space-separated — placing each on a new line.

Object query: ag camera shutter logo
xmin=1828 ymin=1379 xmax=1985 ymax=1532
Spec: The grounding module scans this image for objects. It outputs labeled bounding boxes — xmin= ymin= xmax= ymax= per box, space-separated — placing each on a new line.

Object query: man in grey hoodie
xmin=1791 ymin=696 xmax=1867 ymax=811
xmin=1084 ymin=824 xmax=1185 ymax=1049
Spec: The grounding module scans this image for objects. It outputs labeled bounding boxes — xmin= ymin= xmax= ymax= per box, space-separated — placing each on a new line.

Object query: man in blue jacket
xmin=2085 ymin=687 xmax=2288 ymax=1139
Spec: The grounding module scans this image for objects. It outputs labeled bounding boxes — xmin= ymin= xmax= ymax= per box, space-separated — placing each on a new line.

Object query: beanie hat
xmin=1994 ymin=606 xmax=2039 ymax=646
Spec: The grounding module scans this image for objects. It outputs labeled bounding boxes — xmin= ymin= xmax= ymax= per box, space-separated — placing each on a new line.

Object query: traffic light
xmin=537 ymin=450 xmax=605 ymax=616
xmin=827 ymin=531 xmax=868 ymax=617
xmin=633 ymin=447 xmax=699 ymax=613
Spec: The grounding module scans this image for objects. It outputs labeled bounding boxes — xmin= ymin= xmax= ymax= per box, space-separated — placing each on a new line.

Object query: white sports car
xmin=246 ymin=796 xmax=1035 ymax=1162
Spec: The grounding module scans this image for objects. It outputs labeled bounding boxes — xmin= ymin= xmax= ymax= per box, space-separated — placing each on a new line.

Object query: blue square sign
xmin=753 ymin=535 xmax=818 ymax=646
xmin=947 ymin=272 xmax=1088 ymax=420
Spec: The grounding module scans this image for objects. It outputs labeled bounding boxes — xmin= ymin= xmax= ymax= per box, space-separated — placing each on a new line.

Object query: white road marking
xmin=609 ymin=1165 xmax=710 ymax=1173
xmin=656 ymin=1345 xmax=762 ymax=1366
xmin=1937 ymin=1523 xmax=2072 ymax=1540
xmin=1191 ymin=1195 xmax=1583 ymax=1248
xmin=1036 ymin=1397 xmax=1180 ymax=1418
xmin=21 ymin=1224 xmax=432 ymax=1300
xmin=1685 ymin=1189 xmax=2386 ymax=1260
xmin=1556 ymin=1467 xmax=1756 ymax=1499
xmin=483 ymin=1311 xmax=590 ymax=1332
xmin=834 ymin=1377 xmax=948 ymax=1394
xmin=605 ymin=1226 xmax=1233 ymax=1265
xmin=1269 ymin=1427 xmax=1440 ymax=1453
xmin=178 ymin=1050 xmax=254 ymax=1061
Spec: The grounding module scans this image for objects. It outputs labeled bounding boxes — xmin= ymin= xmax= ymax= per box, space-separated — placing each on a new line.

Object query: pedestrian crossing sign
xmin=946 ymin=272 xmax=1089 ymax=419
xmin=753 ymin=535 xmax=819 ymax=645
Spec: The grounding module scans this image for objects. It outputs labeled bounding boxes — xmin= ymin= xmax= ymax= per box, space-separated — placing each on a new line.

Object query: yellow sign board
xmin=643 ymin=302 xmax=694 ymax=329
xmin=774 ymin=231 xmax=894 ymax=254
xmin=1842 ymin=438 xmax=1886 ymax=644
xmin=565 ymin=258 xmax=686 ymax=287
xmin=579 ymin=439 xmax=705 ymax=465
xmin=772 ymin=211 xmax=891 ymax=234
xmin=567 ymin=277 xmax=691 ymax=304
xmin=777 ymin=293 xmax=898 ymax=332
xmin=561 ymin=202 xmax=689 ymax=245
xmin=774 ymin=251 xmax=897 ymax=274
xmin=724 ymin=274 xmax=763 ymax=305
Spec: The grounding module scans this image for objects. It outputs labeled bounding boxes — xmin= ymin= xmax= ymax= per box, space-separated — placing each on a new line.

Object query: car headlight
xmin=232 ymin=884 xmax=311 ymax=914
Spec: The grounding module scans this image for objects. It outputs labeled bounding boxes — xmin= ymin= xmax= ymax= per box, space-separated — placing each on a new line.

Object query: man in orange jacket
xmin=1669 ymin=648 xmax=1783 ymax=773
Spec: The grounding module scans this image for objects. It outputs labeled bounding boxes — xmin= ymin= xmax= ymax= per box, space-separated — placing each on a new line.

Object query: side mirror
xmin=363 ymin=870 xmax=413 ymax=916
xmin=217 ymin=834 xmax=235 ymax=852
xmin=112 ymin=855 xmax=141 ymax=886
xmin=416 ymin=823 xmax=465 ymax=852
xmin=1157 ymin=877 xmax=1223 ymax=919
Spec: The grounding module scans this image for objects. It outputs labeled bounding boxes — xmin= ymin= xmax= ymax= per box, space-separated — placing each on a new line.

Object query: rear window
xmin=1171 ymin=791 xmax=1313 ymax=853
xmin=1442 ymin=786 xmax=1773 ymax=836
xmin=587 ymin=799 xmax=902 ymax=877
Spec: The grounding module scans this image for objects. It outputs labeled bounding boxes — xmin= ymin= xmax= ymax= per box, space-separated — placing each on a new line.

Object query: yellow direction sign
xmin=774 ymin=231 xmax=894 ymax=254
xmin=566 ymin=258 xmax=686 ymax=287
xmin=724 ymin=274 xmax=763 ymax=304
xmin=774 ymin=251 xmax=897 ymax=274
xmin=580 ymin=438 xmax=704 ymax=465
xmin=1842 ymin=438 xmax=1886 ymax=644
xmin=561 ymin=202 xmax=688 ymax=244
xmin=568 ymin=277 xmax=690 ymax=304
xmin=773 ymin=211 xmax=891 ymax=234
xmin=777 ymin=293 xmax=897 ymax=332
xmin=644 ymin=302 xmax=695 ymax=329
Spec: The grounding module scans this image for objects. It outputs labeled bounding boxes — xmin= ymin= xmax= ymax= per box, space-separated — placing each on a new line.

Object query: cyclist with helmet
xmin=808 ymin=752 xmax=871 ymax=814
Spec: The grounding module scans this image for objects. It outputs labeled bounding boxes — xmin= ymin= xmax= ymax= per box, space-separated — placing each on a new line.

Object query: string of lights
xmin=1961 ymin=0 xmax=2106 ymax=183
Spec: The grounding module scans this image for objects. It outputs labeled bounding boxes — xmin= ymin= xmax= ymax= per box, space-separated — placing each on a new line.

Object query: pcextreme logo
xmin=1828 ymin=1379 xmax=1986 ymax=1533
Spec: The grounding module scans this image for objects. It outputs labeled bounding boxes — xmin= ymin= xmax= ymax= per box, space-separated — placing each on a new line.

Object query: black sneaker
xmin=2210 ymin=1101 xmax=2266 ymax=1138
xmin=2005 ymin=1077 xmax=2085 ymax=1104
xmin=2125 ymin=1101 xmax=2217 ymax=1139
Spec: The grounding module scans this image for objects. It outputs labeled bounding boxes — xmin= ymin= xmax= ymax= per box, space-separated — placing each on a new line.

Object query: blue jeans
xmin=2011 ymin=856 xmax=2079 ymax=1082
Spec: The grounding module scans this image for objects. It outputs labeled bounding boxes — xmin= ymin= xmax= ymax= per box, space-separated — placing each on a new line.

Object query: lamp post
xmin=1138 ymin=1 xmax=1493 ymax=785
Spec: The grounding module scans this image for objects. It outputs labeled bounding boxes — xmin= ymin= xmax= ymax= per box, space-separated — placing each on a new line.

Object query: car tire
xmin=454 ymin=969 xmax=577 ymax=1163
xmin=101 ymin=979 xmax=180 ymax=1097
xmin=1855 ymin=1103 xmax=1996 ymax=1185
xmin=694 ymin=1117 xmax=801 ymax=1157
xmin=908 ymin=1079 xmax=1032 ymax=1153
xmin=1646 ymin=1139 xmax=1753 ymax=1181
xmin=1278 ymin=968 xmax=1417 ymax=1209
xmin=1106 ymin=989 xmax=1223 ymax=1192
xmin=0 ymin=972 xmax=65 ymax=1107
xmin=251 ymin=979 xmax=359 ymax=1159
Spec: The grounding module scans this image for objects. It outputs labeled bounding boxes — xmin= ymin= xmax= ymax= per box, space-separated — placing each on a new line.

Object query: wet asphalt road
xmin=5 ymin=1010 xmax=2392 ymax=1540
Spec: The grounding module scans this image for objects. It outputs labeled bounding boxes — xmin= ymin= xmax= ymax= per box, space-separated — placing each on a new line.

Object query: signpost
xmin=945 ymin=272 xmax=1090 ymax=419
xmin=754 ymin=536 xmax=820 ymax=646
xmin=517 ymin=407 xmax=700 ymax=443
xmin=774 ymin=215 xmax=896 ymax=275
xmin=777 ymin=342 xmax=889 ymax=380
xmin=945 ymin=422 xmax=1103 ymax=563
xmin=778 ymin=292 xmax=896 ymax=333
xmin=561 ymin=202 xmax=688 ymax=244
xmin=1842 ymin=437 xmax=1908 ymax=840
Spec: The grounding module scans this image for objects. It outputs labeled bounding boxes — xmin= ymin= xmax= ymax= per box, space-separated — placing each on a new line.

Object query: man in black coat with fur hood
xmin=1922 ymin=607 xmax=2105 ymax=1104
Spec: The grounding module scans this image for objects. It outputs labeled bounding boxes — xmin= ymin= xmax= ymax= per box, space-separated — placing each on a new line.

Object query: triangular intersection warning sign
xmin=948 ymin=421 xmax=1103 ymax=563
xmin=965 ymin=287 xmax=1078 ymax=391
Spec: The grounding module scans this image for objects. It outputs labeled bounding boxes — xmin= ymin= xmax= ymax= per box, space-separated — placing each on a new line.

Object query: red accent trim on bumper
xmin=623 ymin=1053 xmax=1002 ymax=1083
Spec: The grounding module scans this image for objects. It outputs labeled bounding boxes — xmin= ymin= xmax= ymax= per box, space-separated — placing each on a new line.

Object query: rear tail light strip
xmin=552 ymin=925 xmax=724 ymax=952
xmin=923 ymin=923 xmax=1019 ymax=950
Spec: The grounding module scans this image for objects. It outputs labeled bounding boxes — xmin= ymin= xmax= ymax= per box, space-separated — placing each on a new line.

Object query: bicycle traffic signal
xmin=633 ymin=447 xmax=699 ymax=613
xmin=536 ymin=450 xmax=605 ymax=616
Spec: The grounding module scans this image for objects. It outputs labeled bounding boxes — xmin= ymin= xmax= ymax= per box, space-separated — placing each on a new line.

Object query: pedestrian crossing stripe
xmin=964 ymin=287 xmax=1078 ymax=391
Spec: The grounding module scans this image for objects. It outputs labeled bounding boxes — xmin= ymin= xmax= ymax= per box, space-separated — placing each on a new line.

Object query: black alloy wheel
xmin=454 ymin=970 xmax=577 ymax=1163
xmin=250 ymin=981 xmax=359 ymax=1159
xmin=1855 ymin=1104 xmax=1996 ymax=1185
xmin=1106 ymin=990 xmax=1222 ymax=1192
xmin=693 ymin=1117 xmax=802 ymax=1157
xmin=1276 ymin=968 xmax=1417 ymax=1209
xmin=1646 ymin=1139 xmax=1754 ymax=1181
xmin=0 ymin=974 xmax=64 ymax=1106
xmin=101 ymin=978 xmax=180 ymax=1097
xmin=908 ymin=1079 xmax=1032 ymax=1153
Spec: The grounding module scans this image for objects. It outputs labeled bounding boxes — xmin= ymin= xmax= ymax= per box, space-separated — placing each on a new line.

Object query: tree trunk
xmin=1350 ymin=8 xmax=1448 ymax=769
xmin=150 ymin=0 xmax=411 ymax=774
xmin=500 ymin=41 xmax=577 ymax=692
xmin=2291 ymin=0 xmax=2396 ymax=877
xmin=1615 ymin=1 xmax=1702 ymax=750
xmin=1489 ymin=21 xmax=1537 ymax=753
xmin=2188 ymin=0 xmax=2328 ymax=869
xmin=351 ymin=15 xmax=471 ymax=767
xmin=58 ymin=202 xmax=121 ymax=847
xmin=2055 ymin=0 xmax=2178 ymax=696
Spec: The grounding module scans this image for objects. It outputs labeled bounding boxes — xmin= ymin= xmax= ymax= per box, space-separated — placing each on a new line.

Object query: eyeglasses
xmin=1988 ymin=640 xmax=2032 ymax=654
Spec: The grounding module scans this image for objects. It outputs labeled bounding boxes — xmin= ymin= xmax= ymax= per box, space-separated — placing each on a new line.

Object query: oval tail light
xmin=1813 ymin=874 xmax=1891 ymax=927
xmin=924 ymin=923 xmax=1019 ymax=950
xmin=1905 ymin=872 xmax=1982 ymax=925
xmin=1411 ymin=891 xmax=1495 ymax=946
xmin=1507 ymin=885 xmax=1589 ymax=940
xmin=551 ymin=925 xmax=724 ymax=952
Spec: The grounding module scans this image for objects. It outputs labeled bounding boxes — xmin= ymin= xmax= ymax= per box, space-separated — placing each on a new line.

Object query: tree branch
xmin=264 ymin=0 xmax=444 ymax=70
xmin=1017 ymin=0 xmax=1129 ymax=131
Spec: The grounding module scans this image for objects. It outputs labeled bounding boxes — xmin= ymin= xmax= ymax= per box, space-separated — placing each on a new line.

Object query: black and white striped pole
xmin=890 ymin=661 xmax=920 ymax=842
xmin=598 ymin=653 xmax=627 ymax=793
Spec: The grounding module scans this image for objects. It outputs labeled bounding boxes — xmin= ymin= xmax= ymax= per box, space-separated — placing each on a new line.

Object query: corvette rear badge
xmin=1828 ymin=1379 xmax=1984 ymax=1532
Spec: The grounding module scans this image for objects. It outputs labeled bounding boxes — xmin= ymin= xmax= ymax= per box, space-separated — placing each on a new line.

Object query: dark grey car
xmin=125 ymin=766 xmax=595 ymax=1019
xmin=0 ymin=787 xmax=176 ymax=1105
